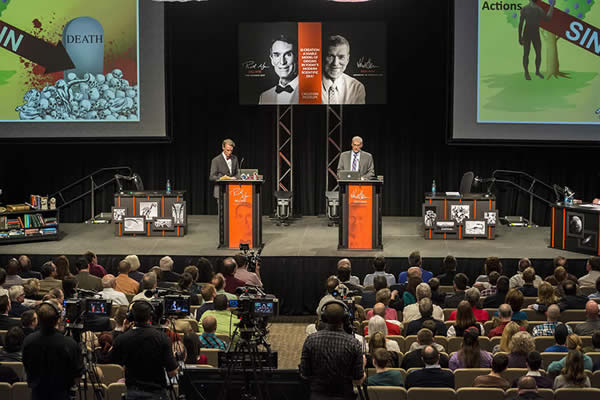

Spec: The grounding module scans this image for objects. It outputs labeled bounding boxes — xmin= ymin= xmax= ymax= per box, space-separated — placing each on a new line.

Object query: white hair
xmin=368 ymin=315 xmax=388 ymax=338
xmin=124 ymin=255 xmax=140 ymax=271
xmin=351 ymin=136 xmax=363 ymax=144
xmin=160 ymin=256 xmax=174 ymax=271
xmin=8 ymin=285 xmax=24 ymax=301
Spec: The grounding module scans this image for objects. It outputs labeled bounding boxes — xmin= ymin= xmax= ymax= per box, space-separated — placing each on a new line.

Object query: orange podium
xmin=217 ymin=179 xmax=263 ymax=249
xmin=338 ymin=179 xmax=383 ymax=250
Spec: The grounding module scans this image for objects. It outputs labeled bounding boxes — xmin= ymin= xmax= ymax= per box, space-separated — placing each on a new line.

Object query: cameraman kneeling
xmin=109 ymin=301 xmax=178 ymax=399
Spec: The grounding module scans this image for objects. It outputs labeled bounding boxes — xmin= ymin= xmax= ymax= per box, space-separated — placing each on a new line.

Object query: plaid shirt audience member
xmin=480 ymin=286 xmax=497 ymax=297
xmin=531 ymin=321 xmax=572 ymax=337
xmin=199 ymin=332 xmax=227 ymax=350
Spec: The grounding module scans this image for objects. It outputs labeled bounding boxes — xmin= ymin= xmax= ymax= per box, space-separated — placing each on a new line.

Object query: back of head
xmin=84 ymin=251 xmax=95 ymax=264
xmin=62 ymin=277 xmax=77 ymax=299
xmin=554 ymin=323 xmax=569 ymax=345
xmin=588 ymin=256 xmax=600 ymax=271
xmin=131 ymin=301 xmax=153 ymax=325
xmin=336 ymin=265 xmax=351 ymax=282
xmin=415 ymin=283 xmax=432 ymax=301
xmin=587 ymin=299 xmax=600 ymax=318
xmin=8 ymin=285 xmax=24 ymax=302
xmin=526 ymin=351 xmax=542 ymax=371
xmin=553 ymin=266 xmax=567 ymax=282
xmin=368 ymin=331 xmax=387 ymax=353
xmin=160 ymin=256 xmax=174 ymax=271
xmin=102 ymin=274 xmax=116 ymax=289
xmin=537 ymin=282 xmax=558 ymax=305
xmin=323 ymin=302 xmax=346 ymax=326
xmin=373 ymin=348 xmax=391 ymax=369
xmin=547 ymin=304 xmax=560 ymax=321
xmin=373 ymin=256 xmax=386 ymax=272
xmin=124 ymin=255 xmax=140 ymax=271
xmin=562 ymin=350 xmax=585 ymax=384
xmin=233 ymin=254 xmax=247 ymax=270
xmin=518 ymin=376 xmax=538 ymax=392
xmin=417 ymin=327 xmax=433 ymax=345
xmin=375 ymin=288 xmax=392 ymax=305
xmin=505 ymin=288 xmax=524 ymax=313
xmin=178 ymin=272 xmax=194 ymax=290
xmin=419 ymin=297 xmax=434 ymax=319
xmin=222 ymin=257 xmax=237 ymax=275
xmin=429 ymin=277 xmax=440 ymax=291
xmin=5 ymin=326 xmax=25 ymax=352
xmin=21 ymin=309 xmax=37 ymax=328
xmin=202 ymin=315 xmax=218 ymax=333
xmin=213 ymin=294 xmax=228 ymax=311
xmin=454 ymin=273 xmax=468 ymax=291
xmin=6 ymin=258 xmax=19 ymax=275
xmin=456 ymin=300 xmax=476 ymax=329
xmin=41 ymin=262 xmax=55 ymax=279
xmin=484 ymin=257 xmax=503 ymax=275
xmin=408 ymin=251 xmax=422 ymax=267
xmin=491 ymin=353 xmax=509 ymax=373
xmin=150 ymin=266 xmax=162 ymax=281
xmin=422 ymin=319 xmax=437 ymax=336
xmin=518 ymin=258 xmax=531 ymax=272
xmin=141 ymin=272 xmax=157 ymax=290
xmin=201 ymin=284 xmax=216 ymax=302
xmin=553 ymin=256 xmax=567 ymax=268
xmin=407 ymin=267 xmax=422 ymax=280
xmin=563 ymin=280 xmax=577 ymax=296
xmin=443 ymin=255 xmax=457 ymax=273
xmin=184 ymin=265 xmax=199 ymax=282
xmin=566 ymin=333 xmax=583 ymax=351
xmin=496 ymin=276 xmax=510 ymax=293
xmin=488 ymin=271 xmax=500 ymax=286
xmin=37 ymin=300 xmax=60 ymax=331
xmin=461 ymin=327 xmax=482 ymax=368
xmin=326 ymin=276 xmax=340 ymax=294
xmin=465 ymin=287 xmax=480 ymax=307
xmin=373 ymin=275 xmax=387 ymax=291
xmin=373 ymin=302 xmax=386 ymax=318
xmin=114 ymin=306 xmax=128 ymax=327
xmin=75 ymin=258 xmax=88 ymax=272
xmin=522 ymin=267 xmax=536 ymax=284
xmin=212 ymin=273 xmax=225 ymax=291
xmin=183 ymin=332 xmax=201 ymax=364
xmin=500 ymin=322 xmax=521 ymax=352
xmin=368 ymin=315 xmax=388 ymax=337
xmin=196 ymin=257 xmax=214 ymax=283
xmin=118 ymin=260 xmax=131 ymax=274
xmin=422 ymin=345 xmax=439 ymax=366
xmin=510 ymin=331 xmax=534 ymax=355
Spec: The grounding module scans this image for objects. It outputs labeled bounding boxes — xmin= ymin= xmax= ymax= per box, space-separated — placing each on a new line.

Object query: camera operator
xmin=22 ymin=300 xmax=84 ymax=400
xmin=109 ymin=301 xmax=178 ymax=399
xmin=233 ymin=253 xmax=263 ymax=287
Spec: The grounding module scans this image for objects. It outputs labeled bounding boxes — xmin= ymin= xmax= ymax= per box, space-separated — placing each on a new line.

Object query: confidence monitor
xmin=451 ymin=0 xmax=600 ymax=144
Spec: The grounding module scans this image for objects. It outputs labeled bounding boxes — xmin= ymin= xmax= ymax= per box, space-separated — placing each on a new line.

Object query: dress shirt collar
xmin=526 ymin=371 xmax=542 ymax=377
xmin=425 ymin=363 xmax=441 ymax=369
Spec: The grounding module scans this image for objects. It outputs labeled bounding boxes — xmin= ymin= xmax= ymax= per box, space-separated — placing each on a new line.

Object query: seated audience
xmin=447 ymin=300 xmax=484 ymax=337
xmin=23 ymin=279 xmax=43 ymax=301
xmin=489 ymin=304 xmax=526 ymax=338
xmin=365 ymin=330 xmax=399 ymax=368
xmin=558 ymin=280 xmax=588 ymax=311
xmin=518 ymin=267 xmax=538 ymax=297
xmin=94 ymin=333 xmax=113 ymax=364
xmin=402 ymin=276 xmax=422 ymax=307
xmin=401 ymin=327 xmax=449 ymax=369
xmin=111 ymin=306 xmax=129 ymax=341
xmin=2 ymin=258 xmax=24 ymax=289
xmin=473 ymin=353 xmax=511 ymax=390
xmin=365 ymin=303 xmax=401 ymax=335
xmin=475 ymin=257 xmax=503 ymax=289
xmin=532 ymin=304 xmax=572 ymax=337
xmin=0 ymin=294 xmax=20 ymax=330
xmin=336 ymin=258 xmax=361 ymax=286
xmin=582 ymin=331 xmax=600 ymax=353
xmin=428 ymin=278 xmax=447 ymax=307
xmin=403 ymin=283 xmax=444 ymax=323
xmin=448 ymin=287 xmax=488 ymax=322
xmin=449 ymin=327 xmax=493 ymax=370
xmin=212 ymin=272 xmax=237 ymax=301
xmin=510 ymin=258 xmax=542 ymax=289
xmin=132 ymin=272 xmax=158 ymax=302
xmin=578 ymin=256 xmax=600 ymax=288
xmin=336 ymin=262 xmax=363 ymax=295
xmin=483 ymin=275 xmax=510 ymax=309
xmin=366 ymin=290 xmax=398 ymax=321
xmin=547 ymin=334 xmax=594 ymax=374
xmin=405 ymin=345 xmax=454 ymax=389
xmin=199 ymin=315 xmax=227 ymax=350
xmin=361 ymin=275 xmax=388 ymax=309
xmin=545 ymin=265 xmax=577 ymax=288
xmin=233 ymin=254 xmax=263 ymax=287
xmin=514 ymin=376 xmax=544 ymax=400
xmin=183 ymin=332 xmax=207 ymax=365
xmin=365 ymin=316 xmax=401 ymax=354
xmin=367 ymin=348 xmax=404 ymax=387
xmin=508 ymin=331 xmax=535 ymax=368
xmin=398 ymin=251 xmax=432 ymax=283
xmin=160 ymin=256 xmax=181 ymax=283
xmin=183 ymin=265 xmax=202 ymax=295
xmin=114 ymin=260 xmax=140 ymax=295
xmin=492 ymin=321 xmax=522 ymax=353
xmin=62 ymin=277 xmax=78 ymax=299
xmin=444 ymin=273 xmax=469 ymax=308
xmin=8 ymin=285 xmax=30 ymax=317
xmin=21 ymin=309 xmax=38 ymax=336
xmin=437 ymin=255 xmax=457 ymax=286
xmin=407 ymin=320 xmax=445 ymax=351
xmin=574 ymin=300 xmax=600 ymax=336
xmin=0 ymin=326 xmax=24 ymax=361
xmin=511 ymin=351 xmax=553 ymax=389
xmin=39 ymin=261 xmax=62 ymax=295
xmin=124 ymin=254 xmax=144 ymax=283
xmin=544 ymin=324 xmax=570 ymax=352
xmin=0 ymin=364 xmax=19 ymax=384
xmin=222 ymin=257 xmax=245 ymax=294
xmin=505 ymin=288 xmax=528 ymax=321
xmin=18 ymin=255 xmax=40 ymax=279
xmin=177 ymin=272 xmax=200 ymax=305
xmin=405 ymin=298 xmax=447 ymax=336
xmin=481 ymin=272 xmax=500 ymax=297
xmin=200 ymin=294 xmax=240 ymax=336
xmin=588 ymin=276 xmax=600 ymax=299
xmin=54 ymin=255 xmax=73 ymax=280
xmin=196 ymin=257 xmax=215 ymax=285
xmin=195 ymin=283 xmax=216 ymax=321
xmin=529 ymin=281 xmax=560 ymax=314
xmin=363 ymin=256 xmax=396 ymax=287
xmin=553 ymin=350 xmax=591 ymax=388
xmin=84 ymin=251 xmax=106 ymax=278
xmin=99 ymin=274 xmax=129 ymax=306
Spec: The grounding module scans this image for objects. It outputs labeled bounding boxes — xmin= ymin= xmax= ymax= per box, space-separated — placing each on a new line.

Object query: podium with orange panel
xmin=338 ymin=179 xmax=383 ymax=250
xmin=217 ymin=179 xmax=263 ymax=249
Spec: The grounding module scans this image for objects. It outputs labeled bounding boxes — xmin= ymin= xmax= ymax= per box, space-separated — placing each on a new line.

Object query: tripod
xmin=65 ymin=327 xmax=104 ymax=400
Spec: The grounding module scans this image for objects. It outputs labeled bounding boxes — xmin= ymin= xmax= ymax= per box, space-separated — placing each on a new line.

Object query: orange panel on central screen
xmin=348 ymin=184 xmax=373 ymax=249
xmin=228 ymin=184 xmax=253 ymax=248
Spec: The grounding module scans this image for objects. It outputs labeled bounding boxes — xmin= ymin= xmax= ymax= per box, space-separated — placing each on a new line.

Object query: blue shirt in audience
xmin=398 ymin=268 xmax=432 ymax=284
xmin=544 ymin=345 xmax=568 ymax=352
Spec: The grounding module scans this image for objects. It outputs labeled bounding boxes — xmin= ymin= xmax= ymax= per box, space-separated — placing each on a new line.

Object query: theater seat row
xmin=365 ymin=387 xmax=600 ymax=400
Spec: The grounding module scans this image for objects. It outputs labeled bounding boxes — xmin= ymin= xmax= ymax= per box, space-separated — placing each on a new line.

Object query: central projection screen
xmin=239 ymin=22 xmax=386 ymax=105
xmin=452 ymin=0 xmax=600 ymax=144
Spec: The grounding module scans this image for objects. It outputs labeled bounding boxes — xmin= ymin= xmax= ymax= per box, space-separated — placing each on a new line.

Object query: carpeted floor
xmin=267 ymin=317 xmax=315 ymax=369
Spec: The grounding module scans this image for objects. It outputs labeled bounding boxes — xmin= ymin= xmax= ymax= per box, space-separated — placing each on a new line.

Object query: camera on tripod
xmin=140 ymin=291 xmax=191 ymax=325
xmin=64 ymin=297 xmax=112 ymax=329
xmin=234 ymin=286 xmax=279 ymax=319
xmin=330 ymin=289 xmax=357 ymax=320
xmin=239 ymin=242 xmax=261 ymax=272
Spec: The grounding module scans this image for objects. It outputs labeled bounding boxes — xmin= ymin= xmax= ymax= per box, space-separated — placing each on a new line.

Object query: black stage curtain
xmin=1 ymin=0 xmax=599 ymax=225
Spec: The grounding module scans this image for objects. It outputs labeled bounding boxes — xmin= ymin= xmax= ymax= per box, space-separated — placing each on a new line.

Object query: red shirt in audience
xmin=366 ymin=307 xmax=397 ymax=321
xmin=448 ymin=306 xmax=489 ymax=322
xmin=364 ymin=321 xmax=402 ymax=336
xmin=488 ymin=321 xmax=526 ymax=338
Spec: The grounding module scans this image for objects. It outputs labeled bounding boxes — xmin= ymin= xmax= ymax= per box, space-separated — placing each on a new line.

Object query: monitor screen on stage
xmin=0 ymin=0 xmax=167 ymax=139
xmin=451 ymin=0 xmax=600 ymax=144
xmin=239 ymin=22 xmax=386 ymax=105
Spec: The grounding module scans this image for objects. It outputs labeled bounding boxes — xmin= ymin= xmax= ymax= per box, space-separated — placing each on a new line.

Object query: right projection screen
xmin=452 ymin=0 xmax=600 ymax=143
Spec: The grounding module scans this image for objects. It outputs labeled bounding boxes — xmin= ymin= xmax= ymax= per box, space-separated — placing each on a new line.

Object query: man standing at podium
xmin=209 ymin=139 xmax=240 ymax=199
xmin=337 ymin=136 xmax=375 ymax=180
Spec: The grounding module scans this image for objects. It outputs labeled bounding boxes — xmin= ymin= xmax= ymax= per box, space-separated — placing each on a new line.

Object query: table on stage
xmin=551 ymin=203 xmax=600 ymax=255
xmin=338 ymin=179 xmax=383 ymax=250
xmin=217 ymin=179 xmax=263 ymax=249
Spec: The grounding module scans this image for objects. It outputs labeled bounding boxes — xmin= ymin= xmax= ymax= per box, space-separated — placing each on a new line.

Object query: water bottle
xmin=564 ymin=193 xmax=568 ymax=205
xmin=432 ymin=179 xmax=436 ymax=196
xmin=166 ymin=179 xmax=171 ymax=194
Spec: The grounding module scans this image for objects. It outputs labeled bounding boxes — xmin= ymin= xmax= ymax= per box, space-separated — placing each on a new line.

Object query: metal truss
xmin=276 ymin=105 xmax=294 ymax=209
xmin=326 ymin=105 xmax=343 ymax=192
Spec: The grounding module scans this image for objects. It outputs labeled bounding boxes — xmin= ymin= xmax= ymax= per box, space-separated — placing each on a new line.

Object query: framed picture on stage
xmin=171 ymin=201 xmax=186 ymax=226
xmin=567 ymin=212 xmax=585 ymax=238
xmin=152 ymin=218 xmax=174 ymax=231
xmin=139 ymin=201 xmax=159 ymax=221
xmin=423 ymin=205 xmax=437 ymax=228
xmin=578 ymin=231 xmax=598 ymax=251
xmin=484 ymin=210 xmax=498 ymax=226
xmin=112 ymin=207 xmax=127 ymax=223
xmin=123 ymin=217 xmax=146 ymax=234
xmin=450 ymin=204 xmax=470 ymax=224
xmin=464 ymin=220 xmax=487 ymax=238
xmin=434 ymin=220 xmax=457 ymax=233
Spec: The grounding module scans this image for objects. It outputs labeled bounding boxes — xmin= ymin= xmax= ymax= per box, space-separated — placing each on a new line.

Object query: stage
xmin=0 ymin=216 xmax=591 ymax=315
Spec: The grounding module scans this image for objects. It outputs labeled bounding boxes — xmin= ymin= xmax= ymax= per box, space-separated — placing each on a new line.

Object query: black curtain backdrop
xmin=1 ymin=0 xmax=599 ymax=224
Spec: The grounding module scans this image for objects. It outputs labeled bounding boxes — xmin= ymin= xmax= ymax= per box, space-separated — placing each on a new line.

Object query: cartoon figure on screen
xmin=518 ymin=0 xmax=554 ymax=80
xmin=321 ymin=35 xmax=366 ymax=104
xmin=258 ymin=35 xmax=299 ymax=104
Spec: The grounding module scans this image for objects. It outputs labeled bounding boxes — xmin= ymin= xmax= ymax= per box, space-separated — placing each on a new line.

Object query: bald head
xmin=498 ymin=304 xmax=513 ymax=321
xmin=373 ymin=302 xmax=386 ymax=318
xmin=547 ymin=304 xmax=560 ymax=322
xmin=517 ymin=376 xmax=537 ymax=393
xmin=337 ymin=258 xmax=351 ymax=268
xmin=585 ymin=300 xmax=599 ymax=320
xmin=407 ymin=267 xmax=422 ymax=279
xmin=102 ymin=274 xmax=116 ymax=289
xmin=202 ymin=315 xmax=217 ymax=333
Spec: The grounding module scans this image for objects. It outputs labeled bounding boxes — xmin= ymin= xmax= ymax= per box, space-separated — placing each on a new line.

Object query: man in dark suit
xmin=443 ymin=273 xmax=469 ymax=308
xmin=336 ymin=136 xmax=375 ymax=180
xmin=404 ymin=345 xmax=454 ymax=389
xmin=0 ymin=294 xmax=20 ymax=331
xmin=209 ymin=138 xmax=240 ymax=199
xmin=558 ymin=280 xmax=588 ymax=311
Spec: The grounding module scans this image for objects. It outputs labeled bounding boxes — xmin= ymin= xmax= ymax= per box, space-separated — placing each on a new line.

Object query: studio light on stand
xmin=326 ymin=191 xmax=340 ymax=227
xmin=274 ymin=191 xmax=293 ymax=226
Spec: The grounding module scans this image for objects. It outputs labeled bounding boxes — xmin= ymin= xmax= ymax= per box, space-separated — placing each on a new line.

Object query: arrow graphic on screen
xmin=0 ymin=20 xmax=75 ymax=73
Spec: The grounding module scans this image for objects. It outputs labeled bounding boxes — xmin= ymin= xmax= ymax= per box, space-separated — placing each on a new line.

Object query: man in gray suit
xmin=209 ymin=139 xmax=240 ymax=198
xmin=337 ymin=136 xmax=375 ymax=180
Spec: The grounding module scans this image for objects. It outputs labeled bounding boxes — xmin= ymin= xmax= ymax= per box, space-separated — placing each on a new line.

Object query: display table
xmin=550 ymin=203 xmax=600 ymax=255
xmin=216 ymin=179 xmax=263 ymax=249
xmin=423 ymin=193 xmax=497 ymax=240
xmin=338 ymin=179 xmax=383 ymax=250
xmin=113 ymin=191 xmax=187 ymax=237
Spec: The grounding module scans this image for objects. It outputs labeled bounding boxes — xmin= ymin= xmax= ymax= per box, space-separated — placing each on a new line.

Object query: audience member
xmin=403 ymin=283 xmax=444 ymax=323
xmin=100 ymin=274 xmax=129 ymax=306
xmin=2 ymin=258 xmax=24 ymax=289
xmin=578 ymin=256 xmax=600 ymax=288
xmin=448 ymin=287 xmax=488 ymax=322
xmin=514 ymin=376 xmax=544 ymax=400
xmin=94 ymin=333 xmax=113 ymax=364
xmin=547 ymin=334 xmax=594 ymax=373
xmin=545 ymin=265 xmax=577 ymax=288
xmin=177 ymin=272 xmax=200 ymax=305
xmin=365 ymin=303 xmax=402 ymax=335
xmin=23 ymin=279 xmax=43 ymax=301
xmin=492 ymin=321 xmax=522 ymax=353
xmin=444 ymin=273 xmax=469 ymax=308
xmin=504 ymin=288 xmax=528 ymax=321
xmin=74 ymin=257 xmax=103 ymax=292
xmin=398 ymin=251 xmax=432 ymax=283
xmin=363 ymin=256 xmax=396 ymax=287
xmin=199 ymin=315 xmax=227 ymax=350
xmin=0 ymin=326 xmax=24 ymax=361
xmin=233 ymin=253 xmax=263 ymax=287
xmin=200 ymin=294 xmax=240 ymax=336
xmin=39 ymin=261 xmax=62 ymax=295
xmin=518 ymin=267 xmax=539 ymax=297
xmin=0 ymin=364 xmax=19 ymax=384
xmin=483 ymin=275 xmax=510 ymax=308
xmin=212 ymin=272 xmax=237 ymax=301
xmin=529 ymin=281 xmax=560 ymax=313
xmin=366 ymin=316 xmax=401 ymax=354
xmin=473 ymin=353 xmax=511 ymax=390
xmin=336 ymin=258 xmax=361 ymax=286
xmin=222 ymin=257 xmax=245 ymax=294
xmin=447 ymin=300 xmax=484 ymax=337
xmin=437 ymin=255 xmax=457 ymax=286
xmin=489 ymin=304 xmax=522 ymax=338
xmin=8 ymin=285 xmax=29 ymax=317
xmin=195 ymin=283 xmax=217 ymax=321
xmin=481 ymin=272 xmax=501 ymax=297
xmin=183 ymin=332 xmax=207 ymax=365
xmin=401 ymin=327 xmax=449 ymax=369
xmin=124 ymin=255 xmax=144 ymax=283
xmin=544 ymin=324 xmax=570 ymax=352
xmin=475 ymin=257 xmax=503 ymax=289
xmin=196 ymin=257 xmax=215 ymax=285
xmin=558 ymin=281 xmax=588 ymax=311
xmin=0 ymin=294 xmax=19 ymax=330
xmin=336 ymin=261 xmax=363 ymax=294
xmin=54 ymin=255 xmax=73 ymax=280
xmin=449 ymin=327 xmax=493 ymax=370
xmin=183 ymin=265 xmax=202 ymax=294
xmin=405 ymin=345 xmax=454 ymax=388
xmin=84 ymin=251 xmax=106 ymax=278
xmin=18 ymin=255 xmax=41 ymax=279
xmin=158 ymin=256 xmax=179 ymax=282
xmin=114 ymin=260 xmax=140 ymax=295
xmin=510 ymin=258 xmax=542 ymax=289
xmin=553 ymin=350 xmax=591 ymax=388
xmin=365 ymin=330 xmax=399 ymax=368
xmin=405 ymin=298 xmax=447 ymax=336
xmin=62 ymin=277 xmax=78 ymax=299
xmin=111 ymin=306 xmax=129 ymax=341
xmin=588 ymin=276 xmax=600 ymax=299
xmin=508 ymin=331 xmax=535 ymax=368
xmin=402 ymin=276 xmax=422 ymax=307
xmin=582 ymin=331 xmax=600 ymax=353
xmin=132 ymin=272 xmax=157 ymax=302
xmin=21 ymin=309 xmax=38 ymax=336
xmin=428 ymin=277 xmax=447 ymax=307
xmin=532 ymin=304 xmax=572 ymax=337
xmin=511 ymin=351 xmax=553 ymax=388
xmin=367 ymin=348 xmax=404 ymax=387
xmin=361 ymin=275 xmax=387 ymax=309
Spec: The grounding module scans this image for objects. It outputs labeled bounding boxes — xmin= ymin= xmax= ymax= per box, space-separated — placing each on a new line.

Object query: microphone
xmin=239 ymin=157 xmax=245 ymax=169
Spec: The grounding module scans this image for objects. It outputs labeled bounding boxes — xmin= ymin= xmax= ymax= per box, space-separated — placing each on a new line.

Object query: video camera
xmin=64 ymin=297 xmax=112 ymax=329
xmin=239 ymin=243 xmax=261 ymax=273
xmin=330 ymin=288 xmax=356 ymax=320
xmin=233 ymin=286 xmax=279 ymax=320
xmin=140 ymin=290 xmax=192 ymax=325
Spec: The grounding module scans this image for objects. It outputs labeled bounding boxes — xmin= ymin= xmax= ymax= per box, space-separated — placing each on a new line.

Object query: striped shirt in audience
xmin=199 ymin=332 xmax=227 ymax=350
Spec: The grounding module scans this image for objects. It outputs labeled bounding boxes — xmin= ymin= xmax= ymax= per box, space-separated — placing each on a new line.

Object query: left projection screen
xmin=0 ymin=0 xmax=166 ymax=139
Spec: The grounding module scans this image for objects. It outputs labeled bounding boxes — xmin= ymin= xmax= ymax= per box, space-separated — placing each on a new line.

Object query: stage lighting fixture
xmin=326 ymin=191 xmax=340 ymax=226
xmin=274 ymin=191 xmax=293 ymax=226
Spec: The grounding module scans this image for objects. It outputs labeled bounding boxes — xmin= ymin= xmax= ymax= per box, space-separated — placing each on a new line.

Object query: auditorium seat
xmin=75 ymin=383 xmax=108 ymax=400
xmin=454 ymin=368 xmax=491 ymax=388
xmin=500 ymin=368 xmax=528 ymax=384
xmin=106 ymin=382 xmax=127 ymax=400
xmin=579 ymin=287 xmax=596 ymax=297
xmin=554 ymin=388 xmax=600 ymax=400
xmin=387 ymin=335 xmax=404 ymax=352
xmin=483 ymin=309 xmax=496 ymax=320
xmin=581 ymin=336 xmax=593 ymax=348
xmin=456 ymin=387 xmax=504 ymax=400
xmin=367 ymin=386 xmax=407 ymax=400
xmin=522 ymin=297 xmax=538 ymax=307
xmin=541 ymin=352 xmax=566 ymax=369
xmin=587 ymin=352 xmax=600 ymax=366
xmin=440 ymin=286 xmax=455 ymax=294
xmin=367 ymin=368 xmax=407 ymax=382
xmin=0 ymin=362 xmax=25 ymax=381
xmin=444 ymin=309 xmax=457 ymax=320
xmin=592 ymin=370 xmax=600 ymax=388
xmin=489 ymin=336 xmax=501 ymax=350
xmin=445 ymin=321 xmax=456 ymax=329
xmin=483 ymin=321 xmax=494 ymax=336
xmin=505 ymin=388 xmax=553 ymax=400
xmin=403 ymin=335 xmax=418 ymax=352
xmin=200 ymin=348 xmax=221 ymax=367
xmin=407 ymin=387 xmax=456 ymax=400
xmin=560 ymin=310 xmax=586 ymax=322
xmin=11 ymin=382 xmax=31 ymax=400
xmin=534 ymin=337 xmax=557 ymax=353
xmin=522 ymin=309 xmax=545 ymax=321
xmin=449 ymin=337 xmax=472 ymax=353
xmin=0 ymin=383 xmax=10 ymax=399
xmin=98 ymin=364 xmax=124 ymax=385
xmin=0 ymin=330 xmax=6 ymax=346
